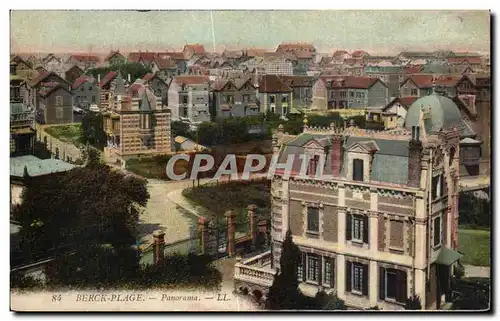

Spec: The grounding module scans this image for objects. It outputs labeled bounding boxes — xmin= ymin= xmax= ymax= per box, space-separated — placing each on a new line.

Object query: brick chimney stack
xmin=330 ymin=123 xmax=343 ymax=177
xmin=407 ymin=126 xmax=423 ymax=187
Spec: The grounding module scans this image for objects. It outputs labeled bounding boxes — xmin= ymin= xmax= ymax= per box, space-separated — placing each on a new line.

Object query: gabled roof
xmin=403 ymin=74 xmax=462 ymax=88
xmin=142 ymin=73 xmax=168 ymax=85
xmin=246 ymin=48 xmax=267 ymax=58
xmin=404 ymin=66 xmax=423 ymax=74
xmin=351 ymin=50 xmax=368 ymax=58
xmin=223 ymin=50 xmax=244 ymax=59
xmin=153 ymin=55 xmax=177 ymax=69
xmin=104 ymin=50 xmax=125 ymax=62
xmin=447 ymin=57 xmax=482 ymax=65
xmin=173 ymin=75 xmax=209 ymax=86
xmin=128 ymin=52 xmax=158 ymax=64
xmin=38 ymin=82 xmax=71 ymax=97
xmin=323 ymin=76 xmax=384 ymax=89
xmin=279 ymin=75 xmax=315 ymax=88
xmin=333 ymin=50 xmax=349 ymax=56
xmin=99 ymin=71 xmax=118 ymax=87
xmin=30 ymin=71 xmax=69 ymax=88
xmin=10 ymin=55 xmax=32 ymax=69
xmin=10 ymin=155 xmax=75 ymax=178
xmin=160 ymin=52 xmax=186 ymax=61
xmin=344 ymin=58 xmax=363 ymax=65
xmin=258 ymin=74 xmax=292 ymax=93
xmin=42 ymin=53 xmax=61 ymax=63
xmin=383 ymin=96 xmax=419 ymax=112
xmin=72 ymin=75 xmax=95 ymax=90
xmin=183 ymin=44 xmax=206 ymax=55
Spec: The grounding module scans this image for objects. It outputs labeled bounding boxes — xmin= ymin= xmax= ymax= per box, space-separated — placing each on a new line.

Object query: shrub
xmin=405 ymin=296 xmax=422 ymax=310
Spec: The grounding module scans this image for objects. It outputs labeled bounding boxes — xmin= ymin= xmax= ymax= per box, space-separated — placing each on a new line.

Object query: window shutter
xmin=363 ymin=215 xmax=369 ymax=244
xmin=379 ymin=267 xmax=386 ymax=300
xmin=346 ymin=261 xmax=352 ymax=292
xmin=346 ymin=213 xmax=352 ymax=241
xmin=317 ymin=257 xmax=322 ymax=284
xmin=362 ymin=264 xmax=369 ymax=296
xmin=396 ymin=270 xmax=408 ymax=303
xmin=302 ymin=252 xmax=307 ymax=282
xmin=330 ymin=257 xmax=336 ymax=288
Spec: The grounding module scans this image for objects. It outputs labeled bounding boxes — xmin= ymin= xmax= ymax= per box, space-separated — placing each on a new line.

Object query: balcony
xmin=10 ymin=112 xmax=34 ymax=129
xmin=234 ymin=250 xmax=277 ymax=289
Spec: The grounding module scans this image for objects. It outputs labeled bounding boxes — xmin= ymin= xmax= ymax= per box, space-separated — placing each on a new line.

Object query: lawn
xmin=458 ymin=228 xmax=491 ymax=266
xmin=182 ymin=179 xmax=271 ymax=232
xmin=44 ymin=124 xmax=84 ymax=147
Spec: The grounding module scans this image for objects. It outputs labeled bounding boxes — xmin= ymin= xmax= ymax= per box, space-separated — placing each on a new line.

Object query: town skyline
xmin=11 ymin=10 xmax=490 ymax=54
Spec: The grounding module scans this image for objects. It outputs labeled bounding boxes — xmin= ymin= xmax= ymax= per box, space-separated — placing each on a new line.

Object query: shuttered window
xmin=307 ymin=207 xmax=319 ymax=233
xmin=347 ymin=214 xmax=369 ymax=244
xmin=379 ymin=267 xmax=408 ymax=303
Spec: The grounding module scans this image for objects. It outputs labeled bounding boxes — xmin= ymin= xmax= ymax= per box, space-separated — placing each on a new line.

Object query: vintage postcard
xmin=9 ymin=9 xmax=491 ymax=312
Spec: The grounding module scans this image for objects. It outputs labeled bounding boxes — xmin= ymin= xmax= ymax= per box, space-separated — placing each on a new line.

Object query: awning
xmin=435 ymin=247 xmax=464 ymax=266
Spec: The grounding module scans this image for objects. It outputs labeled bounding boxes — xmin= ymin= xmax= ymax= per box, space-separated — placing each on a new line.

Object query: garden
xmin=44 ymin=124 xmax=84 ymax=147
xmin=458 ymin=229 xmax=490 ymax=266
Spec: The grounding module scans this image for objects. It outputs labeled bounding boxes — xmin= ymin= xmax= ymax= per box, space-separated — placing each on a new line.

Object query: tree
xmin=266 ymin=230 xmax=302 ymax=310
xmin=315 ymin=290 xmax=347 ymax=310
xmin=81 ymin=111 xmax=106 ymax=150
xmin=459 ymin=191 xmax=491 ymax=229
xmin=12 ymin=163 xmax=150 ymax=262
xmin=171 ymin=121 xmax=193 ymax=139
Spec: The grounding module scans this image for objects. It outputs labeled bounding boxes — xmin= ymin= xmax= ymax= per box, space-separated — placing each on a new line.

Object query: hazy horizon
xmin=10 ymin=10 xmax=490 ymax=54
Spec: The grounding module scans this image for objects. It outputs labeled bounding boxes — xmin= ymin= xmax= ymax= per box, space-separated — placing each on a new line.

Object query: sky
xmin=10 ymin=10 xmax=491 ymax=54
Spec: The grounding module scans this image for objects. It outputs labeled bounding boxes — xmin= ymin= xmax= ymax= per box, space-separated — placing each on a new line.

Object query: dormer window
xmin=352 ymin=159 xmax=364 ymax=181
xmin=307 ymin=155 xmax=320 ymax=176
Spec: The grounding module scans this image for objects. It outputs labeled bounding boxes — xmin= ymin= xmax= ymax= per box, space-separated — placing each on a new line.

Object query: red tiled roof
xmin=142 ymin=73 xmax=155 ymax=82
xmin=294 ymin=51 xmax=314 ymax=59
xmin=29 ymin=71 xmax=52 ymax=87
xmin=405 ymin=74 xmax=461 ymax=88
xmin=184 ymin=44 xmax=206 ymax=55
xmin=38 ymin=82 xmax=68 ymax=97
xmin=10 ymin=55 xmax=32 ymax=68
xmin=70 ymin=54 xmax=100 ymax=63
xmin=351 ymin=50 xmax=368 ymax=58
xmin=154 ymin=56 xmax=177 ymax=69
xmin=72 ymin=75 xmax=94 ymax=90
xmin=173 ymin=75 xmax=209 ymax=86
xmin=395 ymin=96 xmax=418 ymax=107
xmin=277 ymin=43 xmax=315 ymax=52
xmin=279 ymin=75 xmax=315 ymax=88
xmin=211 ymin=79 xmax=229 ymax=91
xmin=447 ymin=57 xmax=482 ymax=65
xmin=99 ymin=71 xmax=118 ymax=87
xmin=246 ymin=48 xmax=267 ymax=57
xmin=159 ymin=52 xmax=186 ymax=61
xmin=128 ymin=52 xmax=157 ymax=64
xmin=258 ymin=75 xmax=292 ymax=93
xmin=405 ymin=66 xmax=423 ymax=74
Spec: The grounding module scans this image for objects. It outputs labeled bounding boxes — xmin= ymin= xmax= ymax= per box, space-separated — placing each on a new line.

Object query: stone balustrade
xmin=234 ymin=250 xmax=276 ymax=287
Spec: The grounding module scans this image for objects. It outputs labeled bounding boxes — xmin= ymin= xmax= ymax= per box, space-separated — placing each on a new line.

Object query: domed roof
xmin=404 ymin=90 xmax=463 ymax=135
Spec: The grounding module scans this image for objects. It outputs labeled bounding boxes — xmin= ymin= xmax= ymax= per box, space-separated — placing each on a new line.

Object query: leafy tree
xmin=405 ymin=296 xmax=422 ymax=310
xmin=459 ymin=191 xmax=491 ymax=229
xmin=81 ymin=111 xmax=106 ymax=150
xmin=171 ymin=121 xmax=193 ymax=139
xmin=12 ymin=163 xmax=150 ymax=261
xmin=266 ymin=230 xmax=302 ymax=310
xmin=315 ymin=290 xmax=347 ymax=310
xmin=197 ymin=122 xmax=221 ymax=146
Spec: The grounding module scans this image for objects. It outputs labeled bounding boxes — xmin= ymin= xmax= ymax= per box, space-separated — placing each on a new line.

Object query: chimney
xmin=408 ymin=126 xmax=423 ymax=187
xmin=98 ymin=74 xmax=101 ymax=84
xmin=128 ymin=74 xmax=131 ymax=83
xmin=330 ymin=124 xmax=343 ymax=177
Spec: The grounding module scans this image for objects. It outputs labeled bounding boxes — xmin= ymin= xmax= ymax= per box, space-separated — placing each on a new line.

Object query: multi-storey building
xmin=66 ymin=54 xmax=101 ymax=70
xmin=364 ymin=62 xmax=405 ymax=98
xmin=10 ymin=55 xmax=36 ymax=81
xmin=262 ymin=56 xmax=294 ymax=76
xmin=72 ymin=75 xmax=100 ymax=110
xmin=183 ymin=44 xmax=206 ymax=60
xmin=210 ymin=77 xmax=259 ymax=119
xmin=10 ymin=75 xmax=35 ymax=156
xmin=104 ymin=50 xmax=127 ymax=66
xmin=312 ymin=76 xmax=388 ymax=110
xmin=399 ymin=75 xmax=461 ymax=98
xmin=64 ymin=65 xmax=85 ymax=85
xmin=102 ymin=81 xmax=171 ymax=163
xmin=99 ymin=71 xmax=126 ymax=110
xmin=257 ymin=75 xmax=293 ymax=116
xmin=279 ymin=76 xmax=315 ymax=110
xmin=167 ymin=75 xmax=210 ymax=124
xmin=142 ymin=73 xmax=168 ymax=107
xmin=235 ymin=90 xmax=474 ymax=310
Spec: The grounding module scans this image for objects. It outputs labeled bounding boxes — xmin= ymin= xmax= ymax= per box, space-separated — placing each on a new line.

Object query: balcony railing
xmin=234 ymin=250 xmax=276 ymax=288
xmin=10 ymin=112 xmax=34 ymax=128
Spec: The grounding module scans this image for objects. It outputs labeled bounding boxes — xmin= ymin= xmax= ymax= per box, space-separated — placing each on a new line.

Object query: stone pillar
xmin=369 ymin=260 xmax=378 ymax=307
xmin=414 ymin=269 xmax=427 ymax=310
xmin=225 ymin=210 xmax=236 ymax=257
xmin=248 ymin=204 xmax=257 ymax=248
xmin=336 ymin=254 xmax=346 ymax=300
xmin=152 ymin=230 xmax=165 ymax=265
xmin=198 ymin=217 xmax=210 ymax=255
xmin=369 ymin=211 xmax=378 ymax=252
xmin=337 ymin=184 xmax=346 ymax=245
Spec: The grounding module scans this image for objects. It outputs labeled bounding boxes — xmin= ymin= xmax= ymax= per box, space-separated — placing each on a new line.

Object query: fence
xmin=140 ymin=236 xmax=201 ymax=266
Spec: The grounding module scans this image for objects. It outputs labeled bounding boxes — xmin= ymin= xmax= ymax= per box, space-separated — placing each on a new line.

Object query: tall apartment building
xmin=167 ymin=76 xmax=210 ymax=124
xmin=234 ymin=91 xmax=471 ymax=310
